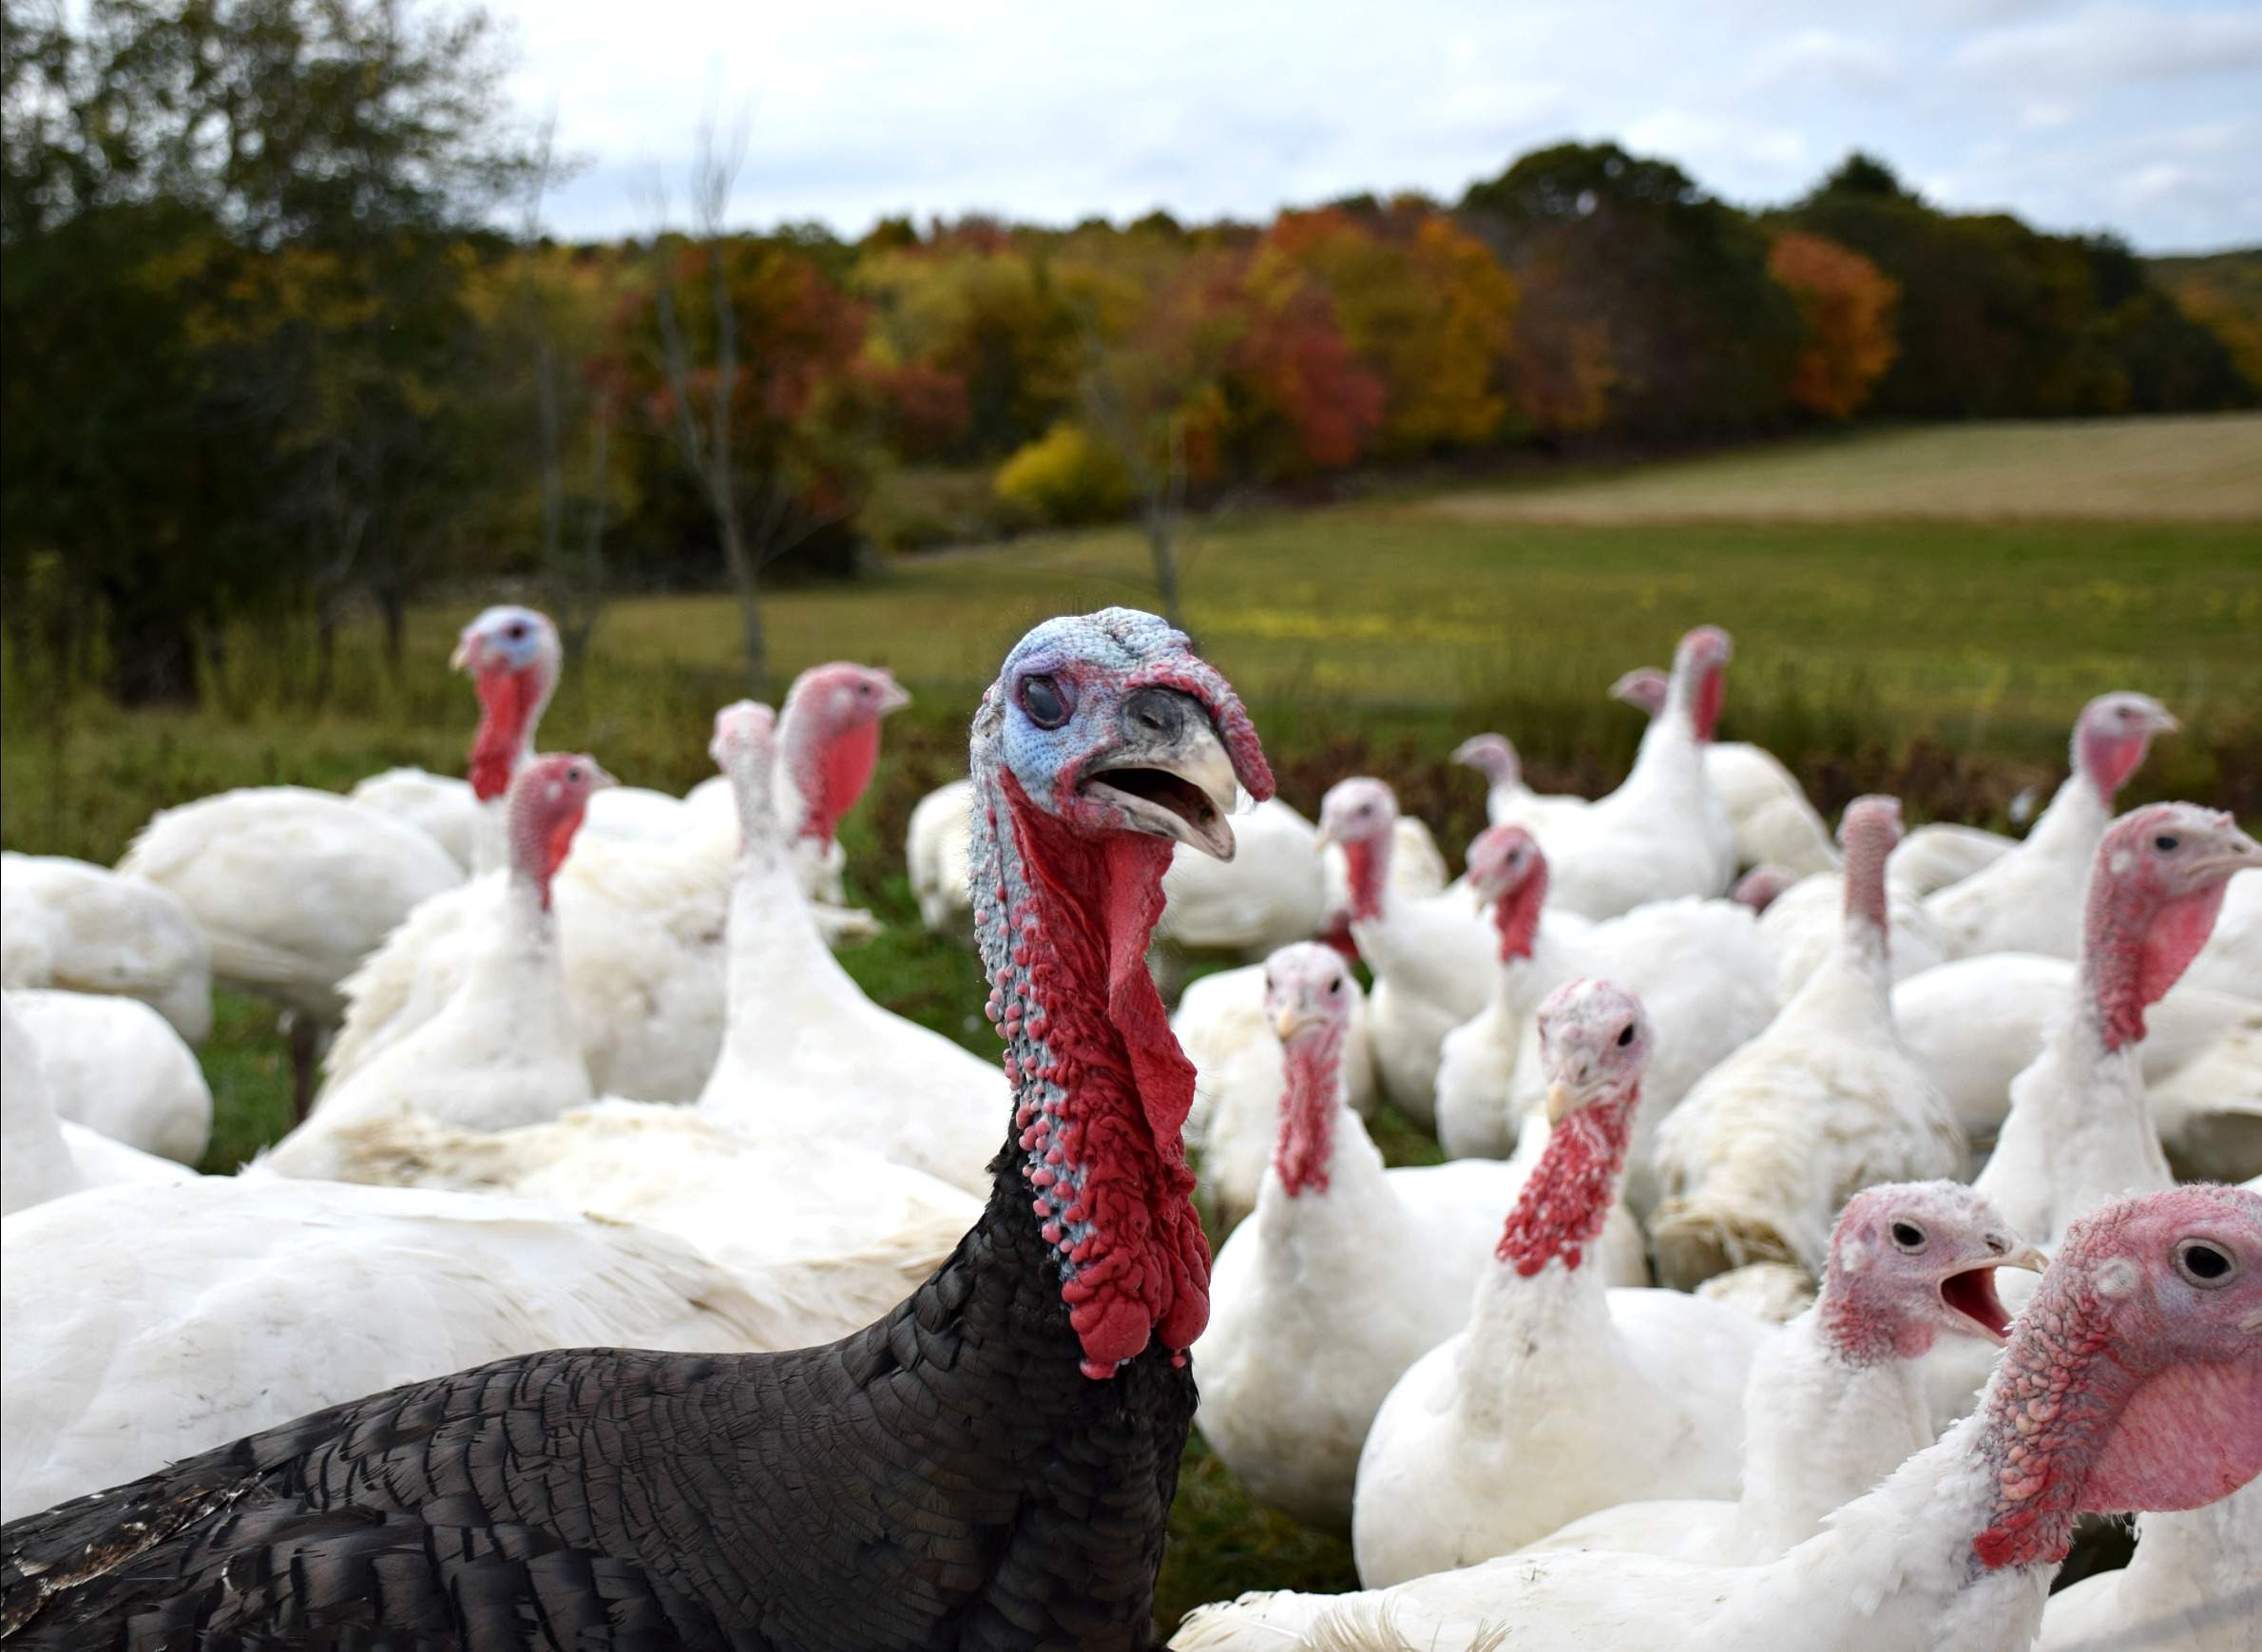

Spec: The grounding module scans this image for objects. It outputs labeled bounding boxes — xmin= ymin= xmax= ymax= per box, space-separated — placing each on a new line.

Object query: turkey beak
xmin=1083 ymin=688 xmax=1241 ymax=861
xmin=2000 ymin=1244 xmax=2046 ymax=1274
xmin=2195 ymin=829 xmax=2262 ymax=877
xmin=1542 ymin=1081 xmax=1574 ymax=1124
xmin=1274 ymin=1006 xmax=1330 ymax=1044
xmin=875 ymin=679 xmax=912 ymax=716
xmin=450 ymin=631 xmax=485 ymax=673
xmin=585 ymin=762 xmax=620 ymax=791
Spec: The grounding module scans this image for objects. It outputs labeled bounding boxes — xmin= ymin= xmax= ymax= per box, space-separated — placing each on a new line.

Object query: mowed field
xmin=4 ymin=413 xmax=2260 ymax=1627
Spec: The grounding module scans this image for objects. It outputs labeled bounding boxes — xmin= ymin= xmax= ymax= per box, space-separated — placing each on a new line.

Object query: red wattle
xmin=469 ymin=667 xmax=542 ymax=801
xmin=799 ymin=720 xmax=882 ymax=845
xmin=1494 ymin=1091 xmax=1634 ymax=1277
xmin=1693 ymin=665 xmax=1724 ymax=743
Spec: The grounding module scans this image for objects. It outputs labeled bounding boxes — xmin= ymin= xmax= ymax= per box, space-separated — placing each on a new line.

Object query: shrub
xmin=992 ymin=421 xmax=1132 ymax=526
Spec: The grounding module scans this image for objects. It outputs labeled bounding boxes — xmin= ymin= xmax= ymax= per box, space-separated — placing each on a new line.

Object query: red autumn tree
xmin=1769 ymin=230 xmax=1900 ymax=419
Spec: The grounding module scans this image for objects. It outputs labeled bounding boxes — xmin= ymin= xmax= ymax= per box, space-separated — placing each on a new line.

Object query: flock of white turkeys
xmin=2 ymin=604 xmax=2256 ymax=1652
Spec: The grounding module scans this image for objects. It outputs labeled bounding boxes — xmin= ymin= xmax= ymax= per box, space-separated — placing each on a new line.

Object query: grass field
xmin=4 ymin=414 xmax=2259 ymax=1628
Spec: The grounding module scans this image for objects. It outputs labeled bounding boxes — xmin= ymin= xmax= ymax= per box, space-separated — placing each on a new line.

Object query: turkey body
xmin=349 ymin=767 xmax=481 ymax=872
xmin=0 ymin=852 xmax=213 ymax=1044
xmin=2 ymin=987 xmax=212 ymax=1164
xmin=0 ymin=1168 xmax=1196 ymax=1652
xmin=119 ymin=787 xmax=463 ymax=1027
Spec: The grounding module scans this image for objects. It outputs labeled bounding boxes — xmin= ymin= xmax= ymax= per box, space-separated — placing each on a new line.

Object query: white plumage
xmin=693 ymin=701 xmax=1006 ymax=1195
xmin=1318 ymin=778 xmax=1493 ymax=1126
xmin=1754 ymin=859 xmax=1949 ymax=998
xmin=1175 ymin=1188 xmax=2262 ymax=1652
xmin=1451 ymin=732 xmax=1593 ymax=837
xmin=3 ymin=987 xmax=211 ymax=1164
xmin=1652 ymin=797 xmax=1965 ymax=1289
xmin=1351 ymin=982 xmax=1765 ymax=1587
xmin=1176 ymin=959 xmax=1380 ymax=1230
xmin=270 ymin=755 xmax=611 ymax=1178
xmin=1531 ymin=627 xmax=1737 ymax=920
xmin=1436 ymin=828 xmax=1781 ymax=1222
xmin=907 ymin=776 xmax=979 ymax=937
xmin=0 ymin=1176 xmax=799 ymax=1522
xmin=0 ymin=851 xmax=214 ymax=1043
xmin=1524 ymin=1181 xmax=2037 ymax=1568
xmin=347 ymin=766 xmax=480 ymax=871
xmin=1160 ymin=796 xmax=1328 ymax=955
xmin=1 ymin=999 xmax=197 ymax=1219
xmin=1927 ymin=691 xmax=2177 ymax=960
xmin=1196 ymin=948 xmax=1642 ymax=1531
xmin=117 ymin=787 xmax=462 ymax=1037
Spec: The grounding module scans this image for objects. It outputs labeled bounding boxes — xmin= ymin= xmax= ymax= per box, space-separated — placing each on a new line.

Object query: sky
xmin=501 ymin=0 xmax=2262 ymax=254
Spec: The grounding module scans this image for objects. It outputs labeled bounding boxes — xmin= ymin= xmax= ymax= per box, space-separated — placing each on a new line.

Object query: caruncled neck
xmin=1968 ymin=1267 xmax=2139 ymax=1571
xmin=1490 ymin=868 xmax=1546 ymax=964
xmin=1340 ymin=834 xmax=1389 ymax=925
xmin=787 ymin=720 xmax=879 ymax=847
xmin=1272 ymin=1028 xmax=1346 ymax=1198
xmin=1494 ymin=1088 xmax=1636 ymax=1278
xmin=470 ymin=668 xmax=546 ymax=802
xmin=977 ymin=771 xmax=1208 ymax=1380
xmin=2080 ymin=874 xmax=2228 ymax=1055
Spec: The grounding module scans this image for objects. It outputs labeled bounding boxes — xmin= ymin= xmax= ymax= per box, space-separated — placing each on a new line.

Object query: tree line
xmin=4 ymin=0 xmax=2252 ymax=703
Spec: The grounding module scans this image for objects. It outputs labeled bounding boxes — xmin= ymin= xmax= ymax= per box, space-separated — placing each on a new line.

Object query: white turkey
xmin=1888 ymin=820 xmax=2019 ymax=898
xmin=1175 ymin=955 xmax=1381 ymax=1231
xmin=2040 ymin=1475 xmax=2261 ymax=1652
xmin=261 ymin=1096 xmax=976 ymax=1345
xmin=1195 ymin=946 xmax=1641 ymax=1531
xmin=2150 ymin=1008 xmax=2262 ymax=1184
xmin=0 ymin=999 xmax=196 ymax=1219
xmin=1351 ymin=980 xmax=1768 ymax=1587
xmin=688 ymin=700 xmax=1007 ymax=1194
xmin=320 ymin=654 xmax=906 ymax=1102
xmin=1973 ymin=803 xmax=2262 ymax=1253
xmin=1450 ymin=732 xmax=1592 ymax=837
xmin=1317 ymin=776 xmax=1493 ymax=1125
xmin=1 ymin=988 xmax=211 ymax=1164
xmin=1608 ymin=663 xmax=1838 ymax=877
xmin=1531 ymin=624 xmax=1737 ymax=919
xmin=1524 ymin=1181 xmax=2040 ymax=1566
xmin=0 ymin=1175 xmax=799 ymax=1523
xmin=117 ymin=784 xmax=461 ymax=1112
xmin=907 ymin=774 xmax=978 ymax=937
xmin=1754 ymin=853 xmax=1951 ymax=999
xmin=1927 ymin=690 xmax=2178 ymax=960
xmin=1175 ymin=1184 xmax=2262 ymax=1652
xmin=0 ymin=852 xmax=212 ymax=1044
xmin=1651 ymin=796 xmax=1965 ymax=1289
xmin=1157 ymin=795 xmax=1327 ymax=957
xmin=347 ymin=766 xmax=480 ymax=871
xmin=265 ymin=754 xmax=611 ymax=1177
xmin=1440 ymin=826 xmax=1782 ymax=1215
xmin=1892 ymin=951 xmax=2256 ymax=1150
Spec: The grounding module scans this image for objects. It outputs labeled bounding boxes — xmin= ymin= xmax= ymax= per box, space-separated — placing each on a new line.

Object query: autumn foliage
xmin=1770 ymin=231 xmax=1900 ymax=418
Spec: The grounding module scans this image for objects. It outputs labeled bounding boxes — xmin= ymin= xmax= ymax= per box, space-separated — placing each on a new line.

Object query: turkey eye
xmin=2154 ymin=835 xmax=2179 ymax=853
xmin=1020 ymin=674 xmax=1070 ymax=728
xmin=506 ymin=623 xmax=527 ymax=639
xmin=1615 ymin=1024 xmax=1635 ymax=1047
xmin=2176 ymin=1239 xmax=2235 ymax=1287
xmin=1329 ymin=978 xmax=1344 ymax=993
xmin=1890 ymin=1221 xmax=1926 ymax=1250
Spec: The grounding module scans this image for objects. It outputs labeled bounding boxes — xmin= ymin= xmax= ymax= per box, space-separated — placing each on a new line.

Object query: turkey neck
xmin=1787 ymin=818 xmax=1898 ymax=1036
xmin=1730 ymin=1303 xmax=1935 ymax=1560
xmin=1456 ymin=1088 xmax=1636 ymax=1431
xmin=1256 ymin=1027 xmax=1393 ymax=1259
xmin=1975 ymin=869 xmax=2197 ymax=1248
xmin=972 ymin=767 xmax=1209 ymax=1382
xmin=699 ymin=756 xmax=865 ymax=1099
xmin=466 ymin=667 xmax=550 ymax=876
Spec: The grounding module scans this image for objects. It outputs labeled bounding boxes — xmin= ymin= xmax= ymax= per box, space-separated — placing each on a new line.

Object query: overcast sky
xmin=502 ymin=0 xmax=2262 ymax=254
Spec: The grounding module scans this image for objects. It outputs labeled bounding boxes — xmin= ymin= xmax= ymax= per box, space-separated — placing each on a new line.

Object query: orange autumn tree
xmin=1769 ymin=230 xmax=1899 ymax=418
xmin=1252 ymin=204 xmax=1519 ymax=455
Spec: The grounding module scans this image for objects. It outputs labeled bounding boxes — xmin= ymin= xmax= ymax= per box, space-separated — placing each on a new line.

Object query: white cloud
xmin=508 ymin=0 xmax=2262 ymax=250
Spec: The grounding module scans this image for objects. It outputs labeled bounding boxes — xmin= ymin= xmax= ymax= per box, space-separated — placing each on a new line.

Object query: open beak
xmin=1082 ymin=687 xmax=1241 ymax=861
xmin=1939 ymin=1265 xmax=2015 ymax=1342
xmin=1999 ymin=1244 xmax=2046 ymax=1275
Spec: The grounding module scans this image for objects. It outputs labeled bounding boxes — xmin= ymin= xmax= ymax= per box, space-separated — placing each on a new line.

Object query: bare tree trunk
xmin=1141 ymin=416 xmax=1189 ymax=635
xmin=566 ymin=396 xmax=611 ymax=659
xmin=378 ymin=586 xmax=406 ymax=673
